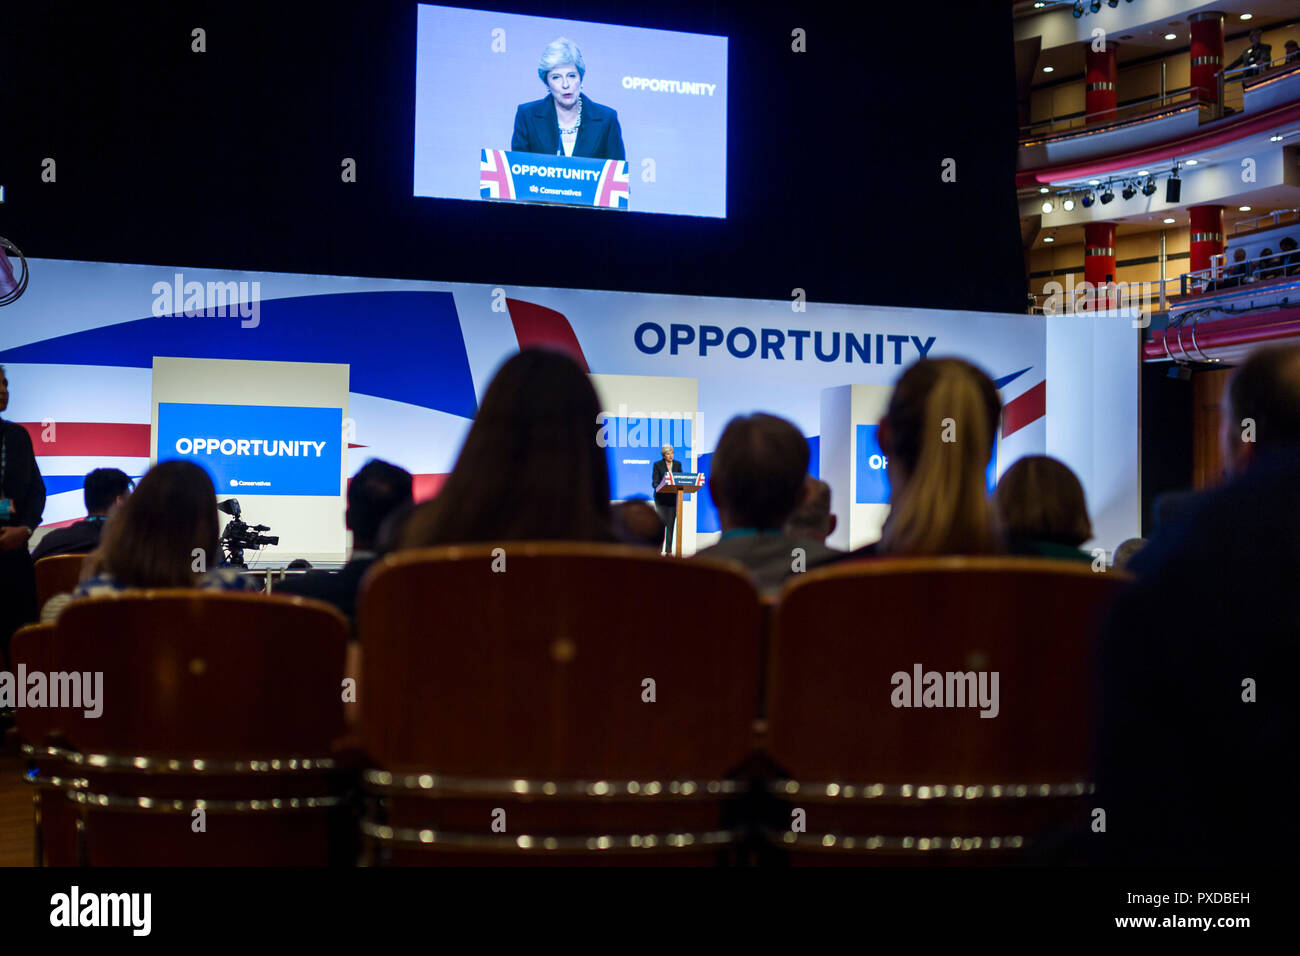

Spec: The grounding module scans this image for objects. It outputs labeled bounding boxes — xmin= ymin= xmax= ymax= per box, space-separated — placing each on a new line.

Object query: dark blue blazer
xmin=511 ymin=93 xmax=626 ymax=162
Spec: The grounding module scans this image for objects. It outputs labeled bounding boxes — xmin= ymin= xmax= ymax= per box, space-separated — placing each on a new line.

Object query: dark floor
xmin=0 ymin=732 xmax=34 ymax=866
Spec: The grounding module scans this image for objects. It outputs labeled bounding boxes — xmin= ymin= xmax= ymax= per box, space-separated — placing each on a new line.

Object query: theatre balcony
xmin=1015 ymin=3 xmax=1300 ymax=172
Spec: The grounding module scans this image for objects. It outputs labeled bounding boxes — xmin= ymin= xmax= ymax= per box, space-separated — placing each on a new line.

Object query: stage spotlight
xmin=1081 ymin=191 xmax=1095 ymax=208
xmin=1142 ymin=177 xmax=1157 ymax=196
xmin=1090 ymin=0 xmax=1102 ymax=12
xmin=1121 ymin=181 xmax=1136 ymax=200
xmin=1073 ymin=2 xmax=1084 ymax=18
xmin=1108 ymin=0 xmax=1119 ymax=7
xmin=1042 ymin=199 xmax=1054 ymax=214
xmin=1100 ymin=185 xmax=1115 ymax=204
xmin=1063 ymin=196 xmax=1076 ymax=211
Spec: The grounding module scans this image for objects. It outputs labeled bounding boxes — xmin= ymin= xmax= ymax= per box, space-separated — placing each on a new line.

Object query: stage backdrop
xmin=0 ymin=258 xmax=1139 ymax=562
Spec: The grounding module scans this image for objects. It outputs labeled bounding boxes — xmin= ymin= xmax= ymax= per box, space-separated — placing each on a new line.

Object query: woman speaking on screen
xmin=512 ymin=38 xmax=626 ymax=161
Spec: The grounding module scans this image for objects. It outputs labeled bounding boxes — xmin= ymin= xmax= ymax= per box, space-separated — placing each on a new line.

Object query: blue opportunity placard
xmin=855 ymin=423 xmax=998 ymax=504
xmin=481 ymin=149 xmax=629 ymax=209
xmin=157 ymin=402 xmax=343 ymax=497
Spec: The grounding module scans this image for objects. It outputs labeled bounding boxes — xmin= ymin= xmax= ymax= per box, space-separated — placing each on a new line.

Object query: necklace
xmin=558 ymin=96 xmax=582 ymax=135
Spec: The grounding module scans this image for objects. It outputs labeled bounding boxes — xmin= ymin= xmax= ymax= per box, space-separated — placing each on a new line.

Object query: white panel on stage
xmin=151 ymin=357 xmax=350 ymax=564
xmin=590 ymin=373 xmax=699 ymax=555
xmin=1046 ymin=315 xmax=1142 ymax=556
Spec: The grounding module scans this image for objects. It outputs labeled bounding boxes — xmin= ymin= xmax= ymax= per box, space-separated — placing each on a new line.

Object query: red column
xmin=1189 ymin=204 xmax=1225 ymax=276
xmin=1084 ymin=223 xmax=1117 ymax=311
xmin=1189 ymin=12 xmax=1224 ymax=105
xmin=1085 ymin=43 xmax=1118 ymax=122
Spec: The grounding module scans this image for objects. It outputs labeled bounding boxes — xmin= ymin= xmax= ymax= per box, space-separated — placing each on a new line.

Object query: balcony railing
xmin=1021 ymin=52 xmax=1300 ymax=144
xmin=1019 ymin=86 xmax=1207 ymax=141
xmin=1231 ymin=208 xmax=1300 ymax=237
xmin=1180 ymin=248 xmax=1300 ymax=297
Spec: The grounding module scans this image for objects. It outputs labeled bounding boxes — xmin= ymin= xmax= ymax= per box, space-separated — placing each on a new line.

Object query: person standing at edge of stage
xmin=0 ymin=365 xmax=46 ymax=668
xmin=652 ymin=443 xmax=682 ymax=554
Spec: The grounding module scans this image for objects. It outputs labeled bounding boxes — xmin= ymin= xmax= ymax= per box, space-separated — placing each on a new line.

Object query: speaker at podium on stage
xmin=652 ymin=446 xmax=704 ymax=557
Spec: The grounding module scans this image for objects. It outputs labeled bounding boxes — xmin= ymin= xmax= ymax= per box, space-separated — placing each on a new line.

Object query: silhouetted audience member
xmin=1258 ymin=247 xmax=1280 ymax=280
xmin=0 ymin=365 xmax=46 ymax=667
xmin=1279 ymin=236 xmax=1300 ymax=276
xmin=850 ymin=357 xmax=1003 ymax=558
xmin=1221 ymin=246 xmax=1250 ymax=287
xmin=401 ymin=349 xmax=614 ymax=546
xmin=1152 ymin=487 xmax=1202 ymax=530
xmin=41 ymin=461 xmax=256 ymax=622
xmin=694 ymin=414 xmax=839 ymax=595
xmin=373 ymin=500 xmax=413 ymax=554
xmin=32 ymin=468 xmax=133 ymax=560
xmin=277 ymin=459 xmax=413 ymax=621
xmin=1286 ymin=39 xmax=1299 ymax=64
xmin=1095 ymin=344 xmax=1300 ymax=865
xmin=784 ymin=476 xmax=837 ymax=542
xmin=611 ymin=499 xmax=667 ymax=549
xmin=1110 ymin=536 xmax=1146 ymax=569
xmin=994 ymin=455 xmax=1093 ymax=563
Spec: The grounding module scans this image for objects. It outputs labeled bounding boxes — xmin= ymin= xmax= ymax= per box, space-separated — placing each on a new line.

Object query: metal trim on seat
xmin=765 ymin=829 xmax=1027 ymax=852
xmin=769 ymin=780 xmax=1093 ymax=800
xmin=360 ymin=820 xmax=737 ymax=851
xmin=21 ymin=742 xmax=335 ymax=775
xmin=364 ymin=769 xmax=739 ymax=799
xmin=68 ymin=791 xmax=340 ymax=812
xmin=71 ymin=752 xmax=334 ymax=774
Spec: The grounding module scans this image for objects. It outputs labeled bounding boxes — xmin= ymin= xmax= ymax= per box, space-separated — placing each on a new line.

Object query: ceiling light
xmin=1185 ymin=159 xmax=1199 ymax=166
xmin=1137 ymin=169 xmax=1150 ymax=176
xmin=1063 ymin=197 xmax=1076 ymax=211
xmin=1239 ymin=205 xmax=1252 ymax=212
xmin=1043 ymin=66 xmax=1055 ymax=73
xmin=1089 ymin=179 xmax=1101 ymax=186
xmin=1040 ymin=186 xmax=1050 ymax=193
xmin=1042 ymin=199 xmax=1054 ymax=214
xmin=1044 ymin=235 xmax=1055 ymax=243
xmin=1240 ymin=13 xmax=1253 ymax=21
xmin=1270 ymin=134 xmax=1284 ymax=142
xmin=1164 ymin=33 xmax=1177 ymax=40
xmin=1163 ymin=217 xmax=1176 ymax=224
xmin=1034 ymin=2 xmax=1046 ymax=7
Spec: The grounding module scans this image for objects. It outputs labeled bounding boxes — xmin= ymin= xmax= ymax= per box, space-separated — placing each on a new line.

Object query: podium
xmin=480 ymin=148 xmax=629 ymax=209
xmin=663 ymin=474 xmax=705 ymax=558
